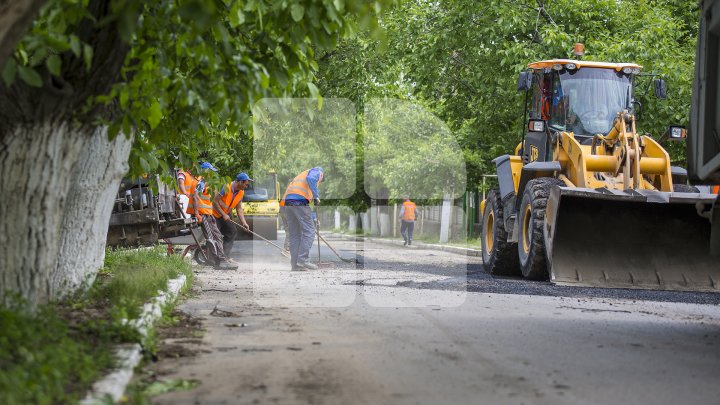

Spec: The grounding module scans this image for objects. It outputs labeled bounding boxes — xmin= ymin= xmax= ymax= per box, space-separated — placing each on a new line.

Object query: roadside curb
xmin=327 ymin=233 xmax=482 ymax=257
xmin=80 ymin=274 xmax=188 ymax=405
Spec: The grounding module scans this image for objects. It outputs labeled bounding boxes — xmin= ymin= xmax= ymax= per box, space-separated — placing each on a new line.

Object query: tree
xmin=318 ymin=0 xmax=700 ymax=189
xmin=0 ymin=0 xmax=391 ymax=305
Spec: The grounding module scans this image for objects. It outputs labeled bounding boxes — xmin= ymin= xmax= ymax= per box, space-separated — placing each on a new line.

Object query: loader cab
xmin=521 ymin=60 xmax=640 ymax=157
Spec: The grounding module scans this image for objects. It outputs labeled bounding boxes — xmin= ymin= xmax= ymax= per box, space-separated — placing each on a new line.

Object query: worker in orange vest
xmin=399 ymin=196 xmax=417 ymax=246
xmin=282 ymin=167 xmax=324 ymax=271
xmin=176 ymin=168 xmax=199 ymax=215
xmin=188 ymin=162 xmax=237 ymax=270
xmin=213 ymin=172 xmax=252 ymax=261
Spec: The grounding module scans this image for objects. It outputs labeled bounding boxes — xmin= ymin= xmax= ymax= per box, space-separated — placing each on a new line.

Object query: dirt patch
xmin=155 ymin=343 xmax=207 ymax=360
xmin=287 ymin=363 xmax=343 ymax=404
xmin=152 ymin=309 xmax=207 ymax=361
xmin=157 ymin=309 xmax=205 ymax=340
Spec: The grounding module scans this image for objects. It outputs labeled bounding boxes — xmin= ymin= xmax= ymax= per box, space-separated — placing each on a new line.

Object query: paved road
xmin=148 ymin=235 xmax=720 ymax=404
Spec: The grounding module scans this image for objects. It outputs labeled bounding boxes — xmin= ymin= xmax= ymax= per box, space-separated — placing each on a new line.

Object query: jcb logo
xmin=529 ymin=145 xmax=539 ymax=162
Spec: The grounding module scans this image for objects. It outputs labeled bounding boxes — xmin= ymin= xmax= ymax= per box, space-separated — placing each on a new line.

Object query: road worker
xmin=188 ymin=162 xmax=237 ymax=270
xmin=282 ymin=167 xmax=324 ymax=271
xmin=176 ymin=168 xmax=199 ymax=215
xmin=398 ymin=196 xmax=417 ymax=246
xmin=213 ymin=172 xmax=252 ymax=262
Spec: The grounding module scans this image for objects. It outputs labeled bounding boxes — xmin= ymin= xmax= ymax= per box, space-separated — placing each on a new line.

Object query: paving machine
xmin=481 ymin=50 xmax=719 ymax=292
xmin=106 ymin=175 xmax=205 ymax=255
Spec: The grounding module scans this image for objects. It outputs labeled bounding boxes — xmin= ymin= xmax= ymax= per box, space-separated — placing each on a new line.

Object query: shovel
xmin=228 ymin=218 xmax=290 ymax=258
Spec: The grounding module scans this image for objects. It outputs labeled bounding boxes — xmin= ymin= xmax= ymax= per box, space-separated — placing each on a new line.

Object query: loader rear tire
xmin=518 ymin=178 xmax=565 ymax=280
xmin=481 ymin=189 xmax=520 ymax=276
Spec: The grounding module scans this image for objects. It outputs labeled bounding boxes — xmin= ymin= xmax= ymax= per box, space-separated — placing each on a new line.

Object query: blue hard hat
xmin=199 ymin=162 xmax=218 ymax=172
xmin=236 ymin=172 xmax=253 ymax=181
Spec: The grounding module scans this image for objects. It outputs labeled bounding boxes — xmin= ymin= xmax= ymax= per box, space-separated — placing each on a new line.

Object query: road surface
xmin=145 ymin=234 xmax=720 ymax=404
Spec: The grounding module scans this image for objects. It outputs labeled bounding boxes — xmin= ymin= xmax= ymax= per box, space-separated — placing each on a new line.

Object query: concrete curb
xmin=80 ymin=273 xmax=188 ymax=405
xmin=327 ymin=233 xmax=482 ymax=257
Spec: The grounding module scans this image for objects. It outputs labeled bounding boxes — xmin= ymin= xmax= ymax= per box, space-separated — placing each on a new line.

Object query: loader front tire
xmin=518 ymin=178 xmax=565 ymax=280
xmin=481 ymin=189 xmax=520 ymax=276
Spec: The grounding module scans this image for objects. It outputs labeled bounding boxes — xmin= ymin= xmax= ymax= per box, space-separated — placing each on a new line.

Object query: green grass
xmin=0 ymin=246 xmax=192 ymax=405
xmin=97 ymin=247 xmax=193 ymax=320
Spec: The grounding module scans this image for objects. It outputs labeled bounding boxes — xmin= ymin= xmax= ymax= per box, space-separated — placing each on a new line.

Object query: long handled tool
xmin=229 ymin=218 xmax=289 ymax=258
xmin=316 ymin=230 xmax=356 ymax=263
xmin=313 ymin=214 xmax=321 ymax=262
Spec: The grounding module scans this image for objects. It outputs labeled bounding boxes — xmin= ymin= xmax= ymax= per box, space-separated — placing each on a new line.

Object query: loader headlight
xmin=632 ymin=67 xmax=641 ymax=74
xmin=528 ymin=119 xmax=545 ymax=132
xmin=552 ymin=63 xmax=563 ymax=71
xmin=565 ymin=63 xmax=577 ymax=70
xmin=622 ymin=67 xmax=633 ymax=74
xmin=666 ymin=125 xmax=686 ymax=140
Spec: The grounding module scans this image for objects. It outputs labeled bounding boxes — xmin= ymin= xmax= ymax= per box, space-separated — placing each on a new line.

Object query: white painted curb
xmin=80 ymin=274 xmax=187 ymax=405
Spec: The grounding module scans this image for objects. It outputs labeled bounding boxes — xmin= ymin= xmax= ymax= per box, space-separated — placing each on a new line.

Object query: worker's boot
xmin=297 ymin=261 xmax=318 ymax=270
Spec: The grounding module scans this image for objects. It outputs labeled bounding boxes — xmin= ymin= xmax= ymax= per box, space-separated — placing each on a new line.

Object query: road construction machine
xmin=689 ymin=0 xmax=720 ymax=256
xmin=481 ymin=50 xmax=719 ymax=292
xmin=238 ymin=171 xmax=280 ymax=240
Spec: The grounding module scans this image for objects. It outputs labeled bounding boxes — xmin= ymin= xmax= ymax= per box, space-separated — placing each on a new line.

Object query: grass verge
xmin=0 ymin=246 xmax=192 ymax=405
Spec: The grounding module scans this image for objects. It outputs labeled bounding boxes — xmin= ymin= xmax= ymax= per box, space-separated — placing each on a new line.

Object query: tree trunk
xmin=370 ymin=204 xmax=379 ymax=235
xmin=348 ymin=213 xmax=357 ymax=233
xmin=360 ymin=212 xmax=369 ymax=233
xmin=439 ymin=193 xmax=452 ymax=243
xmin=0 ymin=122 xmax=84 ymax=304
xmin=0 ymin=122 xmax=130 ymax=305
xmin=0 ymin=0 xmax=47 ymax=67
xmin=52 ymin=126 xmax=132 ymax=298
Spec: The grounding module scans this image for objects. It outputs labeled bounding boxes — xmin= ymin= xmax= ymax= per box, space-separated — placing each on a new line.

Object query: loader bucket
xmin=544 ymin=187 xmax=720 ymax=292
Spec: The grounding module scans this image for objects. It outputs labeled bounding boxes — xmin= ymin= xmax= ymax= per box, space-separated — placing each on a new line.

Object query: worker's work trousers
xmin=285 ymin=204 xmax=316 ymax=268
xmin=216 ymin=216 xmax=238 ymax=256
xmin=279 ymin=206 xmax=290 ymax=251
xmin=400 ymin=220 xmax=415 ymax=243
xmin=201 ymin=214 xmax=226 ymax=264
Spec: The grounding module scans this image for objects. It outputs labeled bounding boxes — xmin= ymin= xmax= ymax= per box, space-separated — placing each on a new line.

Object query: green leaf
xmin=46 ymin=55 xmax=62 ymax=76
xmin=119 ymin=87 xmax=129 ymax=109
xmin=147 ymin=100 xmax=163 ymax=129
xmin=69 ymin=35 xmax=81 ymax=57
xmin=17 ymin=65 xmax=43 ymax=87
xmin=307 ymin=82 xmax=319 ymax=98
xmin=2 ymin=59 xmax=17 ymax=86
xmin=291 ymin=4 xmax=304 ymax=22
xmin=229 ymin=3 xmax=245 ymax=27
xmin=139 ymin=155 xmax=150 ymax=172
xmin=83 ymin=44 xmax=93 ymax=71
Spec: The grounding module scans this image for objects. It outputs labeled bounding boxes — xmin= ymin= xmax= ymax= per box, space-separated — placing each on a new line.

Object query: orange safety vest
xmin=402 ymin=201 xmax=417 ymax=221
xmin=712 ymin=185 xmax=719 ymax=194
xmin=283 ymin=170 xmax=312 ymax=201
xmin=187 ymin=181 xmax=213 ymax=216
xmin=213 ymin=183 xmax=244 ymax=218
xmin=177 ymin=170 xmax=198 ymax=196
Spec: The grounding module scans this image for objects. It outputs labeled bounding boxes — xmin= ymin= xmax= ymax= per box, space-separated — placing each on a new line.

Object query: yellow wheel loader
xmin=481 ymin=55 xmax=719 ymax=292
